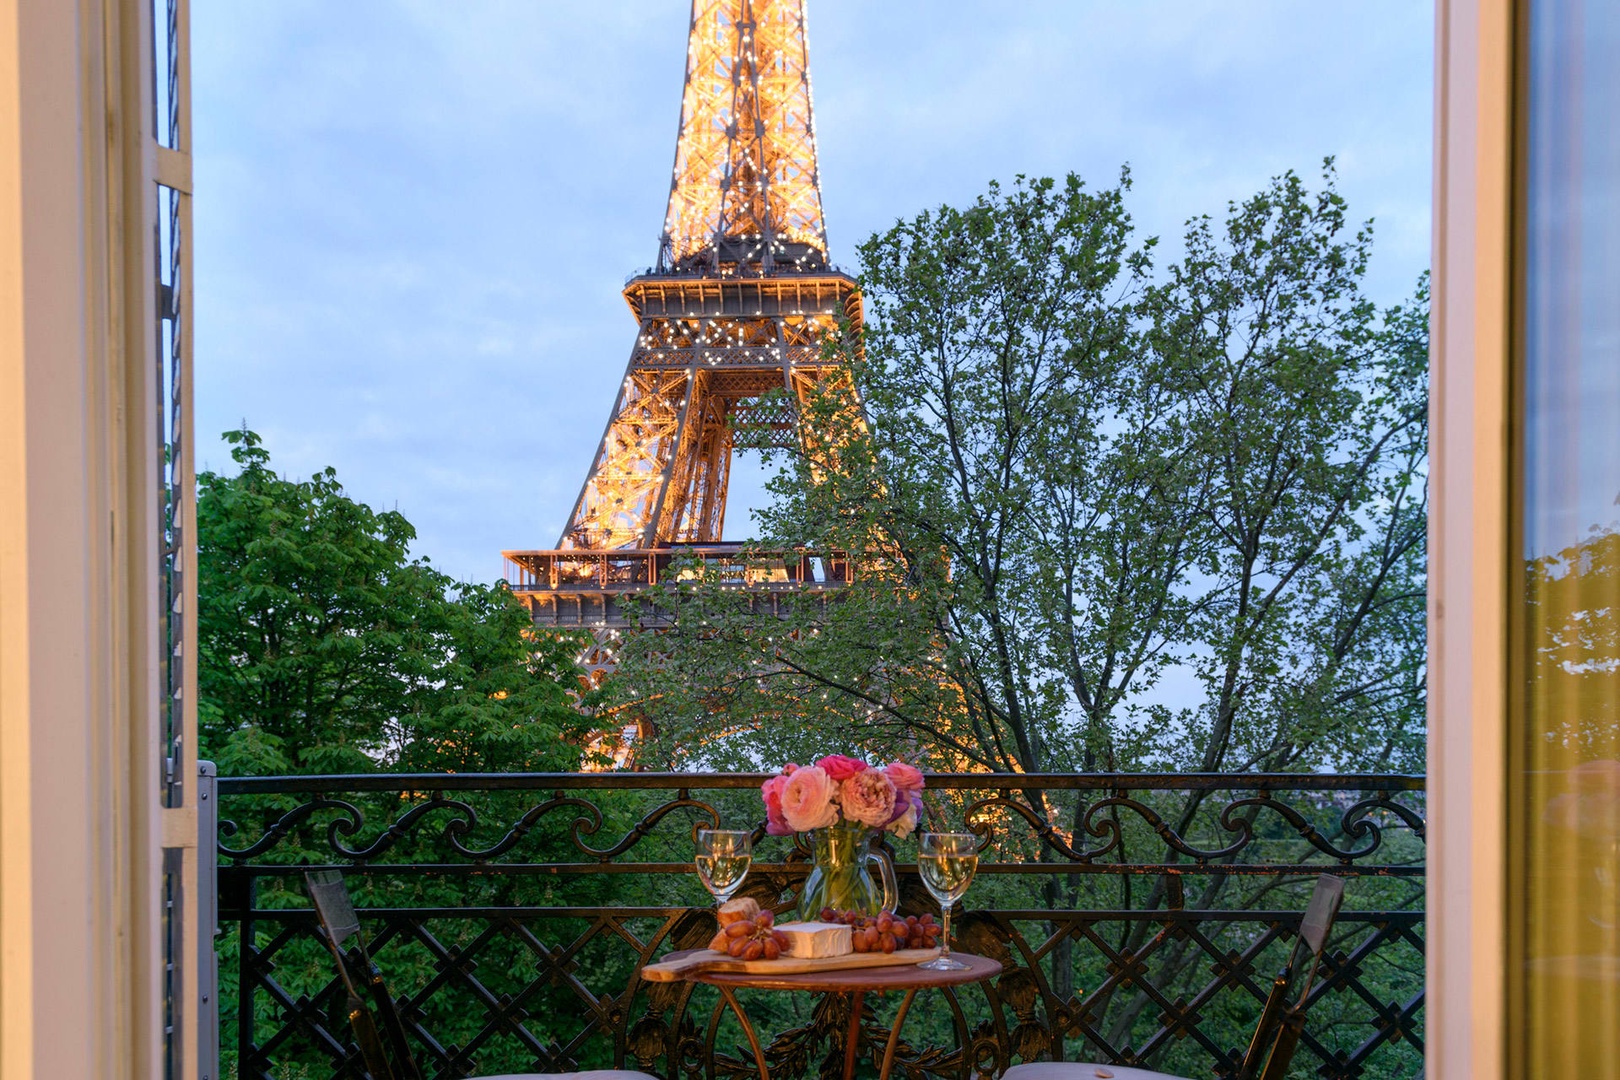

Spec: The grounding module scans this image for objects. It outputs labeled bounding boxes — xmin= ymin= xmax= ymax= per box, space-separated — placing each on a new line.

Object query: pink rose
xmin=884 ymin=761 xmax=925 ymax=794
xmin=816 ymin=754 xmax=868 ymax=783
xmin=883 ymin=763 xmax=926 ymax=826
xmin=780 ymin=766 xmax=840 ymax=832
xmin=840 ymin=767 xmax=898 ymax=828
xmin=761 ymin=773 xmax=793 ymax=836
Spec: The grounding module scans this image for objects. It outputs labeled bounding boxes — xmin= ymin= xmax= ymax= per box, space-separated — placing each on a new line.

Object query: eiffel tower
xmin=504 ymin=0 xmax=862 ymax=634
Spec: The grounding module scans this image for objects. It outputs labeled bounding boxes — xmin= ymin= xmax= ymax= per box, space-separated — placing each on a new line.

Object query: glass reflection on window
xmin=1516 ymin=0 xmax=1620 ymax=1071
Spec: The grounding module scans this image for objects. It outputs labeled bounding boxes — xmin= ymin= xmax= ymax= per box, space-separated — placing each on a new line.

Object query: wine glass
xmin=695 ymin=828 xmax=752 ymax=907
xmin=916 ymin=831 xmax=978 ymax=971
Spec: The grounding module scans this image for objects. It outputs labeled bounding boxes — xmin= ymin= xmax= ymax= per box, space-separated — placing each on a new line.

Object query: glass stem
xmin=939 ymin=902 xmax=953 ymax=961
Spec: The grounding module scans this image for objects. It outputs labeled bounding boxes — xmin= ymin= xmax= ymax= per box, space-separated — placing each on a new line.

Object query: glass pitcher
xmin=798 ymin=820 xmax=897 ymax=918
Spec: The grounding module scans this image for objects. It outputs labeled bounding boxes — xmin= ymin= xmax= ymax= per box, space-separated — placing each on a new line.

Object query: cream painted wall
xmin=1429 ymin=0 xmax=1513 ymax=1078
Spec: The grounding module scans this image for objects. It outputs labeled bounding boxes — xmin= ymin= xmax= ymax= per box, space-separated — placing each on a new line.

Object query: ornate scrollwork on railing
xmin=441 ymin=793 xmax=595 ymax=859
xmin=215 ymin=773 xmax=1425 ymax=1080
xmin=1219 ymin=793 xmax=1392 ymax=863
xmin=1343 ymin=792 xmax=1429 ymax=842
xmin=333 ymin=795 xmax=479 ymax=859
xmin=958 ymin=784 xmax=1423 ymax=872
xmin=965 ymin=795 xmax=1112 ymax=862
xmin=219 ymin=789 xmax=737 ymax=866
xmin=569 ymin=791 xmax=724 ymax=860
xmin=217 ymin=796 xmax=367 ymax=859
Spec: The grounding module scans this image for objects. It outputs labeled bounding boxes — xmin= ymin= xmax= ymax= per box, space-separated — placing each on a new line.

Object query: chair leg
xmin=1256 ymin=1012 xmax=1304 ymax=1080
xmin=347 ymin=995 xmax=396 ymax=1080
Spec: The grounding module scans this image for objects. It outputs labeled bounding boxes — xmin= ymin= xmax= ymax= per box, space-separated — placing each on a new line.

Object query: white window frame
xmin=0 ymin=0 xmax=196 ymax=1076
xmin=1429 ymin=1 xmax=1514 ymax=1077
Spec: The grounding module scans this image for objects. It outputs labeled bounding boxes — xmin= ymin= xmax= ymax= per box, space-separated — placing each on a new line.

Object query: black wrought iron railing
xmin=215 ymin=773 xmax=1425 ymax=1080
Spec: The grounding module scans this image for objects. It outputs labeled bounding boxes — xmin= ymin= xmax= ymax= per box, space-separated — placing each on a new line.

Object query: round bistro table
xmin=653 ymin=950 xmax=1001 ymax=1080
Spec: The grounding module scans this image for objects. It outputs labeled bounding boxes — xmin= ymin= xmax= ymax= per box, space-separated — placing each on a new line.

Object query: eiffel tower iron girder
xmin=562 ymin=274 xmax=861 ymax=550
xmin=661 ymin=0 xmax=827 ymax=273
xmin=504 ymin=0 xmax=862 ymax=635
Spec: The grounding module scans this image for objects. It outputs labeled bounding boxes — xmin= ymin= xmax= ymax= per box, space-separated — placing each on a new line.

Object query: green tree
xmin=200 ymin=431 xmax=633 ymax=1077
xmin=1138 ymin=169 xmax=1429 ymax=776
xmin=612 ymin=165 xmax=1427 ymax=779
xmin=198 ymin=428 xmax=587 ymax=774
xmin=603 ymin=166 xmax=1427 ymax=1066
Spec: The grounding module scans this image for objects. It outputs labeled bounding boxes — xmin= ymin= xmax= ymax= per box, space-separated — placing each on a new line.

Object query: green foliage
xmin=613 ymin=165 xmax=1427 ymax=779
xmin=199 ymin=430 xmax=607 ymax=1073
xmin=198 ymin=427 xmax=588 ymax=774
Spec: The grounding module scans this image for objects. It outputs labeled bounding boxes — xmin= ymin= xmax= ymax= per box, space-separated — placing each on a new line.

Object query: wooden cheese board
xmin=641 ymin=946 xmax=941 ymax=983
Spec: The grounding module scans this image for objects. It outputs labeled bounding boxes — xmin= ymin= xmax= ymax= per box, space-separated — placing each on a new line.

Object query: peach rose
xmin=840 ymin=767 xmax=898 ymax=828
xmin=780 ymin=766 xmax=840 ymax=832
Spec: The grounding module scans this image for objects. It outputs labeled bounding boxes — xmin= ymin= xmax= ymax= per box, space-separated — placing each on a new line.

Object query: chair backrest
xmin=1236 ymin=873 xmax=1346 ymax=1080
xmin=306 ymin=869 xmax=363 ymax=949
xmin=304 ymin=870 xmax=423 ymax=1080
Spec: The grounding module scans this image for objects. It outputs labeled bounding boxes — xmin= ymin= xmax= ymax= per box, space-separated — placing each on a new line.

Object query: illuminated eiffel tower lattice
xmin=503 ymin=0 xmax=862 ymax=648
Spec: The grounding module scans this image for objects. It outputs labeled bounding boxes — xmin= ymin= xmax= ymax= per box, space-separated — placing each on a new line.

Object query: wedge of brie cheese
xmin=773 ymin=921 xmax=853 ymax=959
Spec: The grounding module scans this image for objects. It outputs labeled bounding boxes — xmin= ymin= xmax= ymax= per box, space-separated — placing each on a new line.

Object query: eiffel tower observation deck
xmin=504 ymin=0 xmax=862 ymax=629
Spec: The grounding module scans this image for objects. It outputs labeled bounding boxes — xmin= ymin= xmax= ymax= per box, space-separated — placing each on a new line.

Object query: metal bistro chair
xmin=1001 ymin=873 xmax=1346 ymax=1080
xmin=304 ymin=870 xmax=660 ymax=1080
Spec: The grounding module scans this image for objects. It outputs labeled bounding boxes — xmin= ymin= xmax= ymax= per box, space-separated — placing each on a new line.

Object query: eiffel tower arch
xmin=503 ymin=0 xmax=864 ymax=712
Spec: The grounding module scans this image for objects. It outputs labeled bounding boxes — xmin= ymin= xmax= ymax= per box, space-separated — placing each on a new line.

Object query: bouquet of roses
xmin=760 ymin=754 xmax=926 ymax=838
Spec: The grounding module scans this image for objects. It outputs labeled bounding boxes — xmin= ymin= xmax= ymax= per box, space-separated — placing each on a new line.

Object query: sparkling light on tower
xmin=504 ymin=0 xmax=863 ymax=651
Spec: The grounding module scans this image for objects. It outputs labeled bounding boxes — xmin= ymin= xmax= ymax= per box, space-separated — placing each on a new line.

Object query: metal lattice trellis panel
xmin=214 ymin=773 xmax=1426 ymax=1080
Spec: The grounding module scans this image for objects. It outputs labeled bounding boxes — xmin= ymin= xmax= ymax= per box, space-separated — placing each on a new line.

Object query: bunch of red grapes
xmin=821 ymin=908 xmax=942 ymax=953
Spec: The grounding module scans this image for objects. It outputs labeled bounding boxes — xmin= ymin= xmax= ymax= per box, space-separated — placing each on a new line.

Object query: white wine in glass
xmin=917 ymin=832 xmax=978 ymax=971
xmin=695 ymin=828 xmax=752 ymax=907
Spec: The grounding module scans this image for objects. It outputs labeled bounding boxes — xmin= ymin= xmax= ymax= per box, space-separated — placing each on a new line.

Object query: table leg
xmin=842 ymin=990 xmax=866 ymax=1080
xmin=716 ymin=985 xmax=770 ymax=1080
xmin=877 ymin=989 xmax=918 ymax=1080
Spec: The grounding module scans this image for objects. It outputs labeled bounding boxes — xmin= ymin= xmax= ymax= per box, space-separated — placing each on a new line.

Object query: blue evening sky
xmin=193 ymin=2 xmax=1433 ymax=584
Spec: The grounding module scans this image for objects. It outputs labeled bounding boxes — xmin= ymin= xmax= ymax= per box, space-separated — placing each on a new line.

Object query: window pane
xmin=1515 ymin=0 xmax=1620 ymax=1071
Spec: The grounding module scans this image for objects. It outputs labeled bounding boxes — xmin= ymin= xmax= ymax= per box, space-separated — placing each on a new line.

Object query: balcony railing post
xmin=197 ymin=761 xmax=218 ymax=1080
xmin=238 ymin=872 xmax=255 ymax=1078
